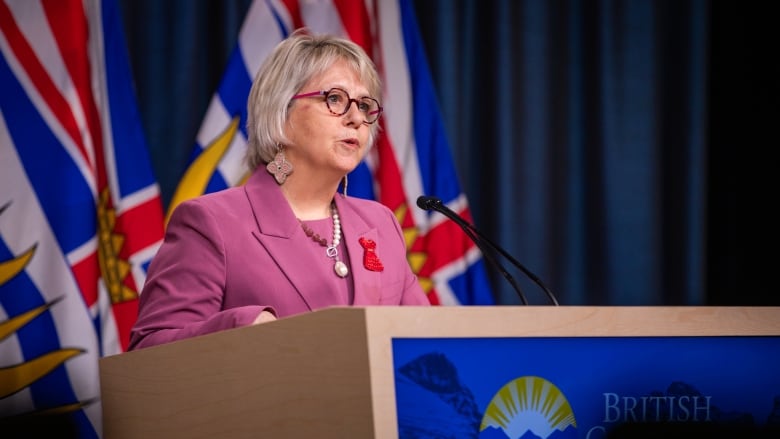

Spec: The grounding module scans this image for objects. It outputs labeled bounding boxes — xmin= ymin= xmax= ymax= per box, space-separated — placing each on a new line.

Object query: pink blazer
xmin=129 ymin=170 xmax=430 ymax=349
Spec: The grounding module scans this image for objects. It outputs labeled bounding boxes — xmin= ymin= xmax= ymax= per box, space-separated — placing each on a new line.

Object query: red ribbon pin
xmin=359 ymin=237 xmax=384 ymax=272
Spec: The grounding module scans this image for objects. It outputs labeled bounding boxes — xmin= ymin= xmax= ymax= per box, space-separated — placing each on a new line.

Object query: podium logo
xmin=480 ymin=376 xmax=577 ymax=439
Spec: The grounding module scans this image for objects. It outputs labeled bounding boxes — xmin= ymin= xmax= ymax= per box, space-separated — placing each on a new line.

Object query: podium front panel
xmin=392 ymin=336 xmax=780 ymax=438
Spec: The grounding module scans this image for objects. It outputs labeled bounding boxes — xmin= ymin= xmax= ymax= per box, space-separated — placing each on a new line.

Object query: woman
xmin=129 ymin=31 xmax=430 ymax=350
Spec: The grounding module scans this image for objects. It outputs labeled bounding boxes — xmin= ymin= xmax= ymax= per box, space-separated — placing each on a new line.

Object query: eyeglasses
xmin=291 ymin=87 xmax=383 ymax=124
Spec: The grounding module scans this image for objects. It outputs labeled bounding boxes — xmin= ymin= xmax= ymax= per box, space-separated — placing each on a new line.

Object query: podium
xmin=99 ymin=306 xmax=780 ymax=438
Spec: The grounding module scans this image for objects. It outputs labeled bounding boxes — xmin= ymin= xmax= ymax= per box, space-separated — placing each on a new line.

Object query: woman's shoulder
xmin=338 ymin=195 xmax=403 ymax=230
xmin=340 ymin=195 xmax=393 ymax=215
xmin=169 ymin=186 xmax=250 ymax=219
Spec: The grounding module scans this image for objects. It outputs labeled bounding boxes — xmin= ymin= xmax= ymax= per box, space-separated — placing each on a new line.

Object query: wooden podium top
xmin=355 ymin=305 xmax=780 ymax=337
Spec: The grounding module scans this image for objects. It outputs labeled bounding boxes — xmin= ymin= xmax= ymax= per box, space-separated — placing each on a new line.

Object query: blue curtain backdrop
xmin=120 ymin=0 xmax=778 ymax=306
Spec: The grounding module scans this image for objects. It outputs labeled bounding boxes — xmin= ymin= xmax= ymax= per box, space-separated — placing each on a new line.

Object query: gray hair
xmin=245 ymin=30 xmax=382 ymax=170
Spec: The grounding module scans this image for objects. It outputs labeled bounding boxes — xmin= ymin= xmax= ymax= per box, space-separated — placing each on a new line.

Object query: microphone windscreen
xmin=416 ymin=195 xmax=433 ymax=210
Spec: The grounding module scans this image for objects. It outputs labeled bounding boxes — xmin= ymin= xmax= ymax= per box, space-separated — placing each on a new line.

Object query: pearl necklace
xmin=298 ymin=203 xmax=349 ymax=278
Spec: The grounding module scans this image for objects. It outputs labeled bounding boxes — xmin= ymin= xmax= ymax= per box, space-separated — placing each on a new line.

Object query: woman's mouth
xmin=339 ymin=138 xmax=360 ymax=148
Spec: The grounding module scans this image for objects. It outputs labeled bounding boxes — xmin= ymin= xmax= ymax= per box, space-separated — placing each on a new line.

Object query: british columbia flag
xmin=0 ymin=0 xmax=164 ymax=436
xmin=173 ymin=0 xmax=495 ymax=307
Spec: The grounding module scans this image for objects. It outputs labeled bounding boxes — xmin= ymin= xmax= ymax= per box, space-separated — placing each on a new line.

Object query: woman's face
xmin=284 ymin=59 xmax=373 ymax=181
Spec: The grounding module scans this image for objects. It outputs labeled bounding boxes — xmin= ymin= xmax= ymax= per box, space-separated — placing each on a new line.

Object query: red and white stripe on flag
xmin=0 ymin=0 xmax=164 ymax=436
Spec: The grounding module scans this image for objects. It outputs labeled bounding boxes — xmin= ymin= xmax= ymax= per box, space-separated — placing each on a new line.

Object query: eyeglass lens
xmin=325 ymin=89 xmax=381 ymax=123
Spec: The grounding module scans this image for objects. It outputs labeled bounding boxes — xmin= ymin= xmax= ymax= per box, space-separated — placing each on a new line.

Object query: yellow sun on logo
xmin=481 ymin=376 xmax=577 ymax=439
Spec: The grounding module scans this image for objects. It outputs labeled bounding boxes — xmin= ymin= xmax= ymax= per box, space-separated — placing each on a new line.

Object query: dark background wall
xmin=704 ymin=2 xmax=778 ymax=305
xmin=120 ymin=0 xmax=779 ymax=305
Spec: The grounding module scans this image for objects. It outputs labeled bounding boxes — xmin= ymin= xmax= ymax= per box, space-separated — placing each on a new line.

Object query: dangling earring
xmin=266 ymin=144 xmax=293 ymax=185
xmin=342 ymin=174 xmax=348 ymax=196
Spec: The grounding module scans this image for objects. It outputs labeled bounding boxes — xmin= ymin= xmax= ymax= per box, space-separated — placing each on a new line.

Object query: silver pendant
xmin=334 ymin=260 xmax=349 ymax=277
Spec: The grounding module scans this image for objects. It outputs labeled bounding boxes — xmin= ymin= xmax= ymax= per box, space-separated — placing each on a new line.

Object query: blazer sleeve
xmin=128 ymin=199 xmax=272 ymax=350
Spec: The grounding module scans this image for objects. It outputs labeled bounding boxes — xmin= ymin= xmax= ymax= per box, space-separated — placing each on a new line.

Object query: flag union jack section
xmin=172 ymin=0 xmax=495 ymax=307
xmin=0 ymin=0 xmax=164 ymax=436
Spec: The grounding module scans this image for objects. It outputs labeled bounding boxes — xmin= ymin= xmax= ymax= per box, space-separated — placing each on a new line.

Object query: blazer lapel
xmin=244 ymin=171 xmax=342 ymax=310
xmin=334 ymin=194 xmax=381 ymax=305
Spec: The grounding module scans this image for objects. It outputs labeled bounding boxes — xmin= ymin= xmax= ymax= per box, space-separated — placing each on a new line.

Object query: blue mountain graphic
xmin=397 ymin=352 xmax=482 ymax=438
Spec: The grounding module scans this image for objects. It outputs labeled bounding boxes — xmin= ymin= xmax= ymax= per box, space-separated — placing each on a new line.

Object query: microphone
xmin=416 ymin=195 xmax=559 ymax=306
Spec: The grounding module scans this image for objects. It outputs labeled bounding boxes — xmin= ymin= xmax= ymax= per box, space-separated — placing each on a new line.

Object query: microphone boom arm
xmin=417 ymin=195 xmax=560 ymax=306
xmin=450 ymin=212 xmax=529 ymax=305
xmin=460 ymin=216 xmax=560 ymax=306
